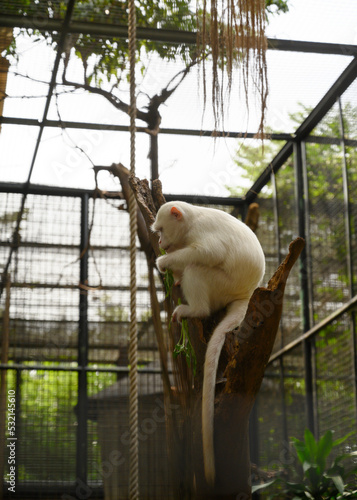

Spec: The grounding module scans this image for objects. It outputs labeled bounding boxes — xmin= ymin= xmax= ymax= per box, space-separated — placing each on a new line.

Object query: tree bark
xmin=149 ymin=134 xmax=159 ymax=184
xmin=128 ymin=175 xmax=304 ymax=498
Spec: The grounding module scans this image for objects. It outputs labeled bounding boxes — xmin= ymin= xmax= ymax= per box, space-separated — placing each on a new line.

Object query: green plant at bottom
xmin=173 ymin=306 xmax=197 ymax=376
xmin=252 ymin=429 xmax=357 ymax=499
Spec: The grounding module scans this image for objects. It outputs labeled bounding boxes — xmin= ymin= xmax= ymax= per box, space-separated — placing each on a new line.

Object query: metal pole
xmin=269 ymin=295 xmax=357 ymax=363
xmin=337 ymin=96 xmax=357 ymax=420
xmin=0 ymin=0 xmax=77 ymax=300
xmin=271 ymin=171 xmax=289 ymax=445
xmin=301 ymin=142 xmax=315 ymax=328
xmin=128 ymin=0 xmax=139 ymax=495
xmin=294 ymin=141 xmax=315 ymax=436
xmin=14 ymin=368 xmax=21 ymax=487
xmin=271 ymin=171 xmax=282 ymax=327
xmin=150 ymin=134 xmax=159 ymax=186
xmin=301 ymin=141 xmax=319 ymax=436
xmin=247 ymin=57 xmax=357 ymax=204
xmin=77 ymin=193 xmax=89 ymax=484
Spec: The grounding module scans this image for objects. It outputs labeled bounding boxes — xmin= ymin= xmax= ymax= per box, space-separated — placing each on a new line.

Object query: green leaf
xmin=329 ymin=474 xmax=345 ymax=494
xmin=162 ymin=257 xmax=175 ymax=299
xmin=332 ymin=432 xmax=355 ymax=448
xmin=304 ymin=429 xmax=317 ymax=460
xmin=173 ymin=317 xmax=197 ymax=376
xmin=316 ymin=430 xmax=333 ymax=470
xmin=302 ymin=461 xmax=315 ymax=473
xmin=173 ymin=344 xmax=184 ymax=357
xmin=251 ymin=479 xmax=277 ymax=493
xmin=292 ymin=437 xmax=309 ymax=465
xmin=343 ymin=489 xmax=357 ymax=498
xmin=330 ymin=450 xmax=357 ymax=470
xmin=284 ymin=481 xmax=307 ymax=493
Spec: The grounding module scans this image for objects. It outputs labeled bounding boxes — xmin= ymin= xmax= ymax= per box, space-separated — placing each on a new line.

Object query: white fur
xmin=152 ymin=201 xmax=265 ymax=485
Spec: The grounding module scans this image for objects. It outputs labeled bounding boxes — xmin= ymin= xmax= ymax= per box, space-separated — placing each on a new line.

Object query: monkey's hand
xmin=172 ymin=304 xmax=191 ymax=323
xmin=157 ymin=254 xmax=181 ymax=274
xmin=156 ymin=254 xmax=170 ymax=274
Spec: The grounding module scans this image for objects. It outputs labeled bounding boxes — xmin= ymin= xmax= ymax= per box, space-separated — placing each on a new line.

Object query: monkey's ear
xmin=170 ymin=206 xmax=183 ymax=220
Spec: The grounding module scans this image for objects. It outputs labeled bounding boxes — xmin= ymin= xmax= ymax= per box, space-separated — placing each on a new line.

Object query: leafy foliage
xmin=228 ymin=137 xmax=284 ymax=197
xmin=5 ymin=365 xmax=117 ymax=482
xmin=173 ymin=302 xmax=197 ymax=376
xmin=233 ymin=103 xmax=357 ymax=197
xmin=265 ymin=0 xmax=290 ymax=14
xmin=161 ymin=248 xmax=175 ymax=300
xmin=2 ymin=0 xmax=292 ymax=139
xmin=252 ymin=429 xmax=357 ymax=499
xmin=5 ymin=0 xmax=197 ymax=81
xmin=4 ymin=0 xmax=290 ymax=88
xmin=233 ymin=103 xmax=357 ymax=279
xmin=234 ymin=107 xmax=357 ymax=478
xmin=160 ymin=249 xmax=197 ymax=375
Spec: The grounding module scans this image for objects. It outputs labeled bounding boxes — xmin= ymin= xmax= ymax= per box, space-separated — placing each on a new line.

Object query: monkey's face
xmin=152 ymin=203 xmax=187 ymax=253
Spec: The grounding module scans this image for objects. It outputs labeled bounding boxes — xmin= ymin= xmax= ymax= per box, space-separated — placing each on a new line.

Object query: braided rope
xmin=128 ymin=0 xmax=139 ymax=497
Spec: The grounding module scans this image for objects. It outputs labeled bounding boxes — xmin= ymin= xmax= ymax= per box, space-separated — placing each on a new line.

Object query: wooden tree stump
xmin=128 ymin=174 xmax=304 ymax=499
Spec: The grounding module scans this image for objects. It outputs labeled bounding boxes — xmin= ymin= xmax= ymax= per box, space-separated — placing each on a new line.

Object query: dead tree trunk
xmin=128 ymin=175 xmax=304 ymax=499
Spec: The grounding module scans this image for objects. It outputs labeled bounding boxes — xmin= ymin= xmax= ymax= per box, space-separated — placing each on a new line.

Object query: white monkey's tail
xmin=202 ymin=299 xmax=249 ymax=486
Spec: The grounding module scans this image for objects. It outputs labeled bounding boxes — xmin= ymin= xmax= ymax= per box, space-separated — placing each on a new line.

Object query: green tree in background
xmin=5 ymin=0 xmax=290 ymax=81
xmin=232 ymin=103 xmax=357 ymax=295
xmin=232 ymin=103 xmax=357 ymax=203
xmin=234 ymin=104 xmax=357 ymax=480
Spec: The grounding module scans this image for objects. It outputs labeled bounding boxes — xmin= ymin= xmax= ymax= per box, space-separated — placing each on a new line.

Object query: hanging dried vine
xmin=198 ymin=0 xmax=268 ymax=135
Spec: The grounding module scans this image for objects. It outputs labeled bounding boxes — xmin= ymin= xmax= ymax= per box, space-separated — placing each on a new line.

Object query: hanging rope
xmin=128 ymin=0 xmax=139 ymax=497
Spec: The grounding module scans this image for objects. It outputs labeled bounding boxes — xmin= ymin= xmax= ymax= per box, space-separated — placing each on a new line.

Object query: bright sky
xmin=0 ymin=0 xmax=356 ymax=196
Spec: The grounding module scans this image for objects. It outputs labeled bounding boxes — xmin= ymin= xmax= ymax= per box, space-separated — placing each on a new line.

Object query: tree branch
xmin=61 ymin=63 xmax=149 ymax=123
xmin=244 ymin=202 xmax=260 ymax=233
xmin=128 ymin=181 xmax=305 ymax=497
xmin=224 ymin=237 xmax=305 ymax=397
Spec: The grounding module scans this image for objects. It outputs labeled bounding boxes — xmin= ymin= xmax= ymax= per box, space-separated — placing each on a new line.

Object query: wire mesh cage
xmin=0 ymin=1 xmax=357 ymax=498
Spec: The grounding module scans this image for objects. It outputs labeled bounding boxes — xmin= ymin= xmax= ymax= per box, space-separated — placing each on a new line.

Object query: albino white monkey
xmin=152 ymin=201 xmax=265 ymax=486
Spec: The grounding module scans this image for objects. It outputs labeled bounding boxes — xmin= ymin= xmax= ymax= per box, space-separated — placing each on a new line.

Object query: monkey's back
xmin=191 ymin=205 xmax=265 ymax=295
